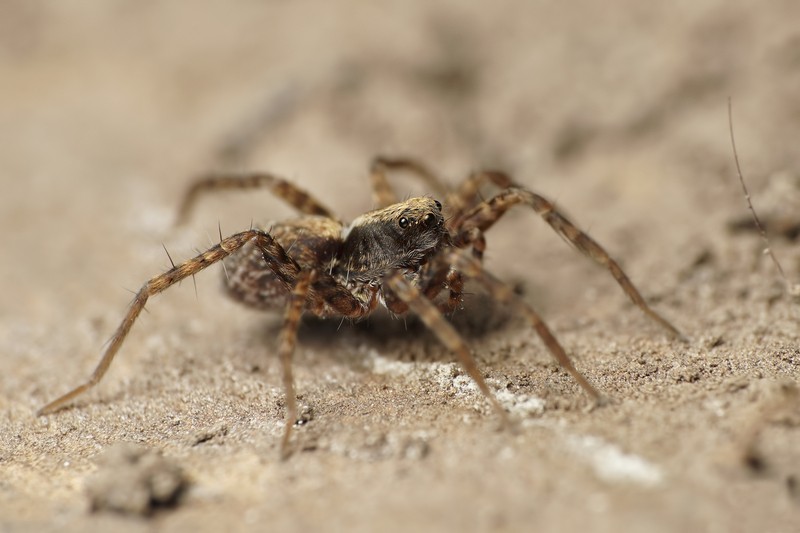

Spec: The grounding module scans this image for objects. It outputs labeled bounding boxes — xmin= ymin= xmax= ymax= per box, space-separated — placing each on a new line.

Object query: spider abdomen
xmin=222 ymin=216 xmax=343 ymax=311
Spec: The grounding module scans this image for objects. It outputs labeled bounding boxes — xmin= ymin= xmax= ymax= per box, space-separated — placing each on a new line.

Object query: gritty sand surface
xmin=2 ymin=2 xmax=800 ymax=532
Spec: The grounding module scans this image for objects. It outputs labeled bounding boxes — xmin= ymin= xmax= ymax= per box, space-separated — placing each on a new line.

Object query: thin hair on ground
xmin=727 ymin=98 xmax=799 ymax=297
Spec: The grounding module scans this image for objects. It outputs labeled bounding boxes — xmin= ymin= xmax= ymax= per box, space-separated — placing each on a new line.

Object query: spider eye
xmin=434 ymin=200 xmax=442 ymax=212
xmin=423 ymin=213 xmax=436 ymax=226
xmin=398 ymin=216 xmax=410 ymax=229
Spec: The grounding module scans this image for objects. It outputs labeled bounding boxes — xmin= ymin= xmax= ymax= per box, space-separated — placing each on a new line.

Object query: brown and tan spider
xmin=38 ymin=157 xmax=684 ymax=457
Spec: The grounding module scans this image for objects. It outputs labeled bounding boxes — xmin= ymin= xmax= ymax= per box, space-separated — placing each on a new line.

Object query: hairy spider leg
xmin=369 ymin=156 xmax=450 ymax=208
xmin=422 ymin=266 xmax=465 ymax=314
xmin=455 ymin=185 xmax=686 ymax=341
xmin=367 ymin=157 xmax=517 ymax=233
xmin=381 ymin=260 xmax=465 ymax=316
xmin=446 ymin=245 xmax=603 ymax=403
xmin=37 ymin=229 xmax=303 ymax=416
xmin=176 ymin=172 xmax=335 ymax=225
xmin=277 ymin=269 xmax=316 ymax=459
xmin=384 ymin=272 xmax=509 ymax=426
xmin=446 ymin=170 xmax=515 ymax=231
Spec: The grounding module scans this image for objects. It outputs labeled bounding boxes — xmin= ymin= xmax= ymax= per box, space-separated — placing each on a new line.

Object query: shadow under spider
xmin=253 ymin=286 xmax=520 ymax=359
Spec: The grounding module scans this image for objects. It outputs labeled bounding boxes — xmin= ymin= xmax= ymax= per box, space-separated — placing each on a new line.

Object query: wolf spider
xmin=38 ymin=157 xmax=684 ymax=457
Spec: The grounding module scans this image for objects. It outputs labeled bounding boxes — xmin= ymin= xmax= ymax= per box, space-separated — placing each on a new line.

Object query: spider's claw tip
xmin=593 ymin=394 xmax=610 ymax=409
xmin=36 ymin=402 xmax=58 ymax=417
xmin=279 ymin=441 xmax=295 ymax=461
xmin=666 ymin=327 xmax=691 ymax=344
xmin=504 ymin=415 xmax=521 ymax=435
xmin=580 ymin=394 xmax=609 ymax=414
xmin=492 ymin=404 xmax=514 ymax=432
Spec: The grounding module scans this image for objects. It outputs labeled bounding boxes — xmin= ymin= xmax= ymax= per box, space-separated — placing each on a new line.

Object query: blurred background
xmin=1 ymin=1 xmax=799 ymax=531
xmin=2 ymin=1 xmax=799 ymax=320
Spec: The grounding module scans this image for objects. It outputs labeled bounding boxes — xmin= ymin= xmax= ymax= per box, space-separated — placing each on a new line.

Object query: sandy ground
xmin=2 ymin=1 xmax=800 ymax=532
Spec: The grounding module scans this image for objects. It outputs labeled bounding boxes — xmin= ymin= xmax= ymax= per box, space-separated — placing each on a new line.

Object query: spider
xmin=38 ymin=157 xmax=684 ymax=457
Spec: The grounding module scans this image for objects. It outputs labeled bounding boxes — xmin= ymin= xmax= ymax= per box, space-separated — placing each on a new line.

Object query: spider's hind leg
xmin=369 ymin=157 xmax=450 ymax=208
xmin=176 ymin=171 xmax=335 ymax=225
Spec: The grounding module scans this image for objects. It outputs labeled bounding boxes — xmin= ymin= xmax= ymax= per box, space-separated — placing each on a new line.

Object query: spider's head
xmin=340 ymin=197 xmax=449 ymax=279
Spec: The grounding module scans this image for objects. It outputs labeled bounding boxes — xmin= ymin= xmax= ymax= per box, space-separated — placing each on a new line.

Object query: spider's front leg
xmin=37 ymin=229 xmax=301 ymax=416
xmin=384 ymin=272 xmax=509 ymax=425
xmin=277 ymin=269 xmax=374 ymax=458
xmin=382 ymin=262 xmax=465 ymax=316
xmin=444 ymin=244 xmax=604 ymax=403
xmin=455 ymin=184 xmax=686 ymax=341
xmin=276 ymin=269 xmax=315 ymax=459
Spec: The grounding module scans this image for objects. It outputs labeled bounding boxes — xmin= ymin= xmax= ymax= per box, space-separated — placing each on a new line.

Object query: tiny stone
xmin=86 ymin=442 xmax=188 ymax=516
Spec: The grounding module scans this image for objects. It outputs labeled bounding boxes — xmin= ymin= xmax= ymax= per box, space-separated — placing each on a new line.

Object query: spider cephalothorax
xmin=338 ymin=197 xmax=448 ymax=282
xmin=38 ymin=157 xmax=685 ymax=458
